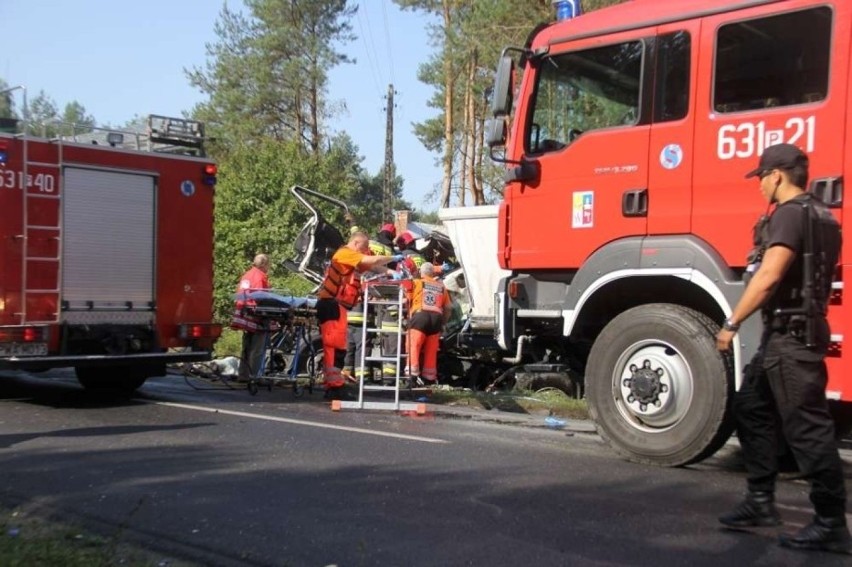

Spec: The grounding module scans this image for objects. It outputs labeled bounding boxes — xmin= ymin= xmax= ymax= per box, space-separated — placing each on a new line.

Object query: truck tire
xmin=586 ymin=303 xmax=734 ymax=467
xmin=75 ymin=367 xmax=147 ymax=393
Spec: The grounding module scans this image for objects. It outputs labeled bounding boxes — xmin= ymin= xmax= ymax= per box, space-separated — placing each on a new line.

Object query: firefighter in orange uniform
xmin=316 ymin=231 xmax=400 ymax=397
xmin=231 ymin=254 xmax=271 ymax=382
xmin=406 ymin=262 xmax=452 ymax=384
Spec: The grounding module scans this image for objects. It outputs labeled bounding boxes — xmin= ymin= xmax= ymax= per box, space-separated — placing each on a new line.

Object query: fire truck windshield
xmin=527 ymin=40 xmax=643 ymax=154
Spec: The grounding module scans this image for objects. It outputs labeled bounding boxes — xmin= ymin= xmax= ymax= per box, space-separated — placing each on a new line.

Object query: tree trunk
xmin=474 ymin=114 xmax=487 ymax=203
xmin=465 ymin=51 xmax=482 ymax=205
xmin=439 ymin=0 xmax=454 ymax=209
xmin=459 ymin=66 xmax=470 ymax=207
xmin=310 ymin=68 xmax=320 ymax=155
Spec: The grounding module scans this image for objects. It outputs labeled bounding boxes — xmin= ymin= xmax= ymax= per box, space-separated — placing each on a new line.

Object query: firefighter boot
xmin=779 ymin=515 xmax=852 ymax=554
xmin=718 ymin=491 xmax=782 ymax=528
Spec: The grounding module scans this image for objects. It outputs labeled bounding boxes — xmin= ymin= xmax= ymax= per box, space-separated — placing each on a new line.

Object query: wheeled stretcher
xmin=240 ymin=291 xmax=320 ymax=396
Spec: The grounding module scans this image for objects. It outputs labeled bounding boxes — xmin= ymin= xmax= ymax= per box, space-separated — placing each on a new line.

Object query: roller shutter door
xmin=61 ymin=167 xmax=155 ymax=323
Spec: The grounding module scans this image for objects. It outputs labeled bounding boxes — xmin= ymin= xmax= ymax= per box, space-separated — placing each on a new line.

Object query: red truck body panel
xmin=0 ymin=133 xmax=217 ymax=368
xmin=497 ymin=0 xmax=851 ymax=401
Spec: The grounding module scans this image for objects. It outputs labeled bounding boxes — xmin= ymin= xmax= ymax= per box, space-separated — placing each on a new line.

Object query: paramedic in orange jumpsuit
xmin=231 ymin=254 xmax=271 ymax=382
xmin=406 ymin=262 xmax=452 ymax=384
xmin=316 ymin=231 xmax=400 ymax=395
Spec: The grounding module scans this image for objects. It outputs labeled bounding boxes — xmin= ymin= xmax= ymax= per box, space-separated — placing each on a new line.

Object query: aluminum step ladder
xmin=331 ymin=280 xmax=425 ymax=413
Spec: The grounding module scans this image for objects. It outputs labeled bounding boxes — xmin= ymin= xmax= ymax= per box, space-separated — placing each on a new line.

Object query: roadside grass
xmin=0 ymin=505 xmax=196 ymax=567
xmin=428 ymin=387 xmax=589 ymax=420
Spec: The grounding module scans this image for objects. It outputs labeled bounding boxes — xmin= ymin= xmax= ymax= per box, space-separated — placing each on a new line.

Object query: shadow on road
xmin=0 ymin=423 xmax=213 ymax=449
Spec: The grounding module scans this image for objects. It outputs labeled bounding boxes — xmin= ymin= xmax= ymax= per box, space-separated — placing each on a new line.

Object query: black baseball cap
xmin=745 ymin=143 xmax=809 ymax=178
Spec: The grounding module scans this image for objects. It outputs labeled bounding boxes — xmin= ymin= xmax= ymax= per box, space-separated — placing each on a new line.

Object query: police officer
xmin=716 ymin=144 xmax=849 ymax=554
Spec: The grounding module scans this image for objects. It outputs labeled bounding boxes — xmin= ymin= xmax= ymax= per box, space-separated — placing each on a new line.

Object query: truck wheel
xmin=586 ymin=304 xmax=733 ymax=467
xmin=75 ymin=367 xmax=148 ymax=393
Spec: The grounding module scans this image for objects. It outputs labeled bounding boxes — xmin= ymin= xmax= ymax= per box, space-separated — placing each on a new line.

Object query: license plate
xmin=0 ymin=342 xmax=48 ymax=357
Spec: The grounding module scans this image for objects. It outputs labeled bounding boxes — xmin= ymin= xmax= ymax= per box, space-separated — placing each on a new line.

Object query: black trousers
xmin=734 ymin=327 xmax=846 ymax=517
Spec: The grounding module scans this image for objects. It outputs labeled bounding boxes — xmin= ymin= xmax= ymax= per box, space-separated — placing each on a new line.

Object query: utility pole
xmin=382 ymin=84 xmax=395 ymax=223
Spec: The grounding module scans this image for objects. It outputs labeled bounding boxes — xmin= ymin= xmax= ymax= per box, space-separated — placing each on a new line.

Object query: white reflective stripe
xmin=152 ymin=401 xmax=448 ymax=444
xmin=826 ymin=390 xmax=842 ymax=401
xmin=517 ymin=309 xmax=561 ymax=318
xmin=832 ymin=281 xmax=843 ymax=290
xmin=831 ymin=334 xmax=843 ymax=343
xmin=562 ymin=268 xmax=742 ymax=390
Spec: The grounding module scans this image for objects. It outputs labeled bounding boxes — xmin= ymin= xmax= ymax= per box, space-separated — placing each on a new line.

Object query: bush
xmin=214 ymin=328 xmax=243 ymax=358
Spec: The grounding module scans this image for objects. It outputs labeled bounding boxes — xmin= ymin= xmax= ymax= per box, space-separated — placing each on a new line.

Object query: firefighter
xmin=373 ymin=222 xmax=397 ymax=253
xmin=343 ymin=239 xmax=381 ymax=384
xmin=396 ymin=231 xmax=425 ymax=276
xmin=231 ymin=254 xmax=271 ymax=382
xmin=716 ymin=144 xmax=849 ymax=554
xmin=316 ymin=231 xmax=400 ymax=397
xmin=378 ymin=230 xmax=420 ymax=379
xmin=406 ymin=262 xmax=452 ymax=385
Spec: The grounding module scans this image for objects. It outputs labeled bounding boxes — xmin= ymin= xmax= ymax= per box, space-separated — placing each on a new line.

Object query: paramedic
xmin=406 ymin=262 xmax=452 ymax=384
xmin=317 ymin=231 xmax=400 ymax=397
xmin=231 ymin=254 xmax=271 ymax=382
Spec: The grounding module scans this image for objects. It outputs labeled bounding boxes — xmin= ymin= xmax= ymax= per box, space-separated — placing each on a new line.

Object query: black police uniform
xmin=734 ymin=194 xmax=846 ymax=519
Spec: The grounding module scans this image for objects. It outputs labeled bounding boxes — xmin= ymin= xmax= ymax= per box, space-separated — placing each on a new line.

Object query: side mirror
xmin=490 ymin=55 xmax=514 ymax=117
xmin=484 ymin=117 xmax=507 ymax=148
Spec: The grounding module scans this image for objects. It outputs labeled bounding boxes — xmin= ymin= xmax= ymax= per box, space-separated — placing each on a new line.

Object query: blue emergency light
xmin=553 ymin=0 xmax=582 ymax=21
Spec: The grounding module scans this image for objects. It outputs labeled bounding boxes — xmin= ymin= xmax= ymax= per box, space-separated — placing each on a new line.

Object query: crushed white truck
xmin=438 ymin=206 xmax=581 ymax=397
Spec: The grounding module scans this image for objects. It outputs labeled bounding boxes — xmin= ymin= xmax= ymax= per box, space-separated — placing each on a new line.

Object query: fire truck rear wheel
xmin=586 ymin=303 xmax=734 ymax=467
xmin=75 ymin=366 xmax=148 ymax=392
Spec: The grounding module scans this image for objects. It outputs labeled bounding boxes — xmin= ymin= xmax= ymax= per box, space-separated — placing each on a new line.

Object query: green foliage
xmin=23 ymin=90 xmax=95 ymax=138
xmin=0 ymin=78 xmax=17 ymax=120
xmin=186 ymin=0 xmax=356 ymax=156
xmin=394 ymin=0 xmax=630 ymax=206
xmin=214 ymin=328 xmax=243 ymax=358
xmin=212 ymin=134 xmax=366 ymax=319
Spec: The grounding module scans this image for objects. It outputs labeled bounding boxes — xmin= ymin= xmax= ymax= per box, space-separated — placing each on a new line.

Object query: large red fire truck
xmin=0 ymin=115 xmax=221 ymax=391
xmin=477 ymin=0 xmax=852 ymax=465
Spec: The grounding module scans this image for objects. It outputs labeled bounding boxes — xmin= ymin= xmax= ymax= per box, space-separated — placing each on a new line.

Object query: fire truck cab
xmin=0 ymin=115 xmax=220 ymax=391
xmin=486 ymin=0 xmax=851 ymax=465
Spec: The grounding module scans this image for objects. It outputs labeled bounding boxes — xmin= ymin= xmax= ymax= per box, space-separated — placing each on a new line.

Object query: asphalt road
xmin=1 ymin=370 xmax=851 ymax=567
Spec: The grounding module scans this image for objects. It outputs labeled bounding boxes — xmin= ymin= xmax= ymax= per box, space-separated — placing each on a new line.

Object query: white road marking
xmin=151 ymin=401 xmax=448 ymax=444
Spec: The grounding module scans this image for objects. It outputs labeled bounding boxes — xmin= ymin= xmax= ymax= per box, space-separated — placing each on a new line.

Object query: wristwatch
xmin=722 ymin=318 xmax=740 ymax=332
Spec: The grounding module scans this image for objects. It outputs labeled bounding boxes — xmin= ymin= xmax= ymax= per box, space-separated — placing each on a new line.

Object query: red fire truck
xmin=0 ymin=115 xmax=221 ymax=391
xmin=481 ymin=0 xmax=852 ymax=465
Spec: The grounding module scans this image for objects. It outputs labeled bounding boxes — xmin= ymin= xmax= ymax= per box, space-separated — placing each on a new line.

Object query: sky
xmin=0 ymin=0 xmax=443 ymax=210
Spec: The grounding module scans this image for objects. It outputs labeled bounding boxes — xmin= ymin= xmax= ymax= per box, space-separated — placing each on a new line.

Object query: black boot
xmin=779 ymin=515 xmax=852 ymax=554
xmin=719 ymin=491 xmax=782 ymax=528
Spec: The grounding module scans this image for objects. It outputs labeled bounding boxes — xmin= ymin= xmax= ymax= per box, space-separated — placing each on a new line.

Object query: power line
xmin=356 ymin=2 xmax=383 ymax=99
xmin=358 ymin=1 xmax=385 ymax=97
xmin=380 ymin=0 xmax=395 ymax=85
